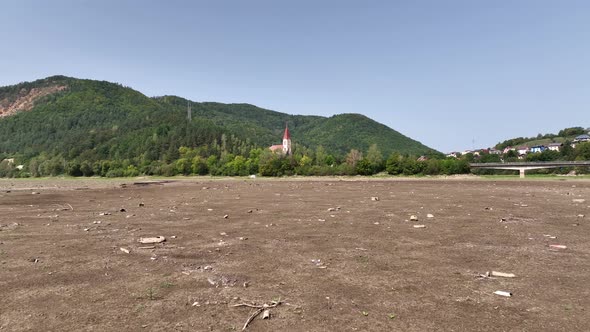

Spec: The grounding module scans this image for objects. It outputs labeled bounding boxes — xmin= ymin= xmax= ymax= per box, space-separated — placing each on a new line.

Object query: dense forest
xmin=0 ymin=76 xmax=588 ymax=178
xmin=0 ymin=76 xmax=444 ymax=177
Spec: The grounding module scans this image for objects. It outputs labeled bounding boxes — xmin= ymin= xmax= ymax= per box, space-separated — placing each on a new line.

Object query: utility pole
xmin=187 ymin=100 xmax=192 ymax=122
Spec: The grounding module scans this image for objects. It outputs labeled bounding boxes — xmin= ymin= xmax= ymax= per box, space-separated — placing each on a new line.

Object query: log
xmin=491 ymin=271 xmax=516 ymax=278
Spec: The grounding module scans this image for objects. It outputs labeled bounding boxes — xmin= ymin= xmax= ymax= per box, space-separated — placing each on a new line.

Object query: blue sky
xmin=1 ymin=0 xmax=589 ymax=152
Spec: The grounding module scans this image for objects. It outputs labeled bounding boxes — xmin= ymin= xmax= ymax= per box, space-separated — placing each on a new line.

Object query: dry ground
xmin=0 ymin=178 xmax=589 ymax=331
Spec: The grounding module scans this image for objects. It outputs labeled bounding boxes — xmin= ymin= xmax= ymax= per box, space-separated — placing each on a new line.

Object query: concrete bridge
xmin=470 ymin=161 xmax=590 ymax=178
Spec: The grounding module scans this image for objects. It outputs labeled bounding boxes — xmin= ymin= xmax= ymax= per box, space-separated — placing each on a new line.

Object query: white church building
xmin=269 ymin=124 xmax=292 ymax=155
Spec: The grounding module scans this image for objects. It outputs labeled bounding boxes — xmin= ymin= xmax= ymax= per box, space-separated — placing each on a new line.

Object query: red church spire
xmin=283 ymin=123 xmax=291 ymax=140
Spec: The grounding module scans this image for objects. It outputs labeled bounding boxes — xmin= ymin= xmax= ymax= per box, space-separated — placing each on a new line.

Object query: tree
xmin=366 ymin=144 xmax=384 ymax=173
xmin=345 ymin=149 xmax=362 ymax=168
xmin=385 ymin=153 xmax=402 ymax=175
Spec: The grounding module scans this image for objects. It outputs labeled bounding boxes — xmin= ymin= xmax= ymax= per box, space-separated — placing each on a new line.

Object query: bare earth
xmin=1 ymin=178 xmax=589 ymax=331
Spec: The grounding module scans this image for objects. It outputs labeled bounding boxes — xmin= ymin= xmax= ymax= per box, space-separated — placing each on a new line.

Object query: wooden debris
xmin=491 ymin=271 xmax=516 ymax=278
xmin=371 ymin=197 xmax=379 ymax=201
xmin=549 ymin=244 xmax=567 ymax=250
xmin=494 ymin=290 xmax=512 ymax=297
xmin=410 ymin=215 xmax=418 ymax=221
xmin=120 ymin=247 xmax=130 ymax=254
xmin=426 ymin=214 xmax=434 ymax=218
xmin=223 ymin=214 xmax=229 ymax=219
xmin=413 ymin=225 xmax=426 ymax=228
xmin=233 ymin=298 xmax=281 ymax=331
xmin=139 ymin=236 xmax=166 ymax=244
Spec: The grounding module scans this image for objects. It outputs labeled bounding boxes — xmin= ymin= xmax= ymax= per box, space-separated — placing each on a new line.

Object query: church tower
xmin=282 ymin=124 xmax=292 ymax=155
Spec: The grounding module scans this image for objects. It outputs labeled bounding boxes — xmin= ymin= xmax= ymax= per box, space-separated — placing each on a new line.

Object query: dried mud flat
xmin=0 ymin=178 xmax=589 ymax=331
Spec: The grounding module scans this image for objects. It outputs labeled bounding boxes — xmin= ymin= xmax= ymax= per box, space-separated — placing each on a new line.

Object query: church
xmin=269 ymin=124 xmax=292 ymax=155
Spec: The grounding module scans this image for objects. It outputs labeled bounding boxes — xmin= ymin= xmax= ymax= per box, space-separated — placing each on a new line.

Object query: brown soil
xmin=0 ymin=178 xmax=589 ymax=331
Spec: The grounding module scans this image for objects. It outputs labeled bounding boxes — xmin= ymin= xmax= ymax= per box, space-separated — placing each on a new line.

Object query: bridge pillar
xmin=519 ymin=169 xmax=525 ymax=178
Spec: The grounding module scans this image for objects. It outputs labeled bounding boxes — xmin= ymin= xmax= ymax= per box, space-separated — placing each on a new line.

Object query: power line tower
xmin=187 ymin=100 xmax=192 ymax=122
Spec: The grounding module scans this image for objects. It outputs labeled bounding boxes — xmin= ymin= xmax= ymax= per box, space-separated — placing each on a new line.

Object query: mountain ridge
xmin=0 ymin=76 xmax=439 ymax=175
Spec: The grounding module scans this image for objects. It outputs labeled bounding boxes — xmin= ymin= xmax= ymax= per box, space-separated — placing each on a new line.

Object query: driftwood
xmin=139 ymin=236 xmax=166 ymax=244
xmin=232 ymin=298 xmax=281 ymax=331
xmin=491 ymin=271 xmax=516 ymax=278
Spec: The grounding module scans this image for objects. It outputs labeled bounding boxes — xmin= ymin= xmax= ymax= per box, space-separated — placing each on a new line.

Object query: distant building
xmin=516 ymin=146 xmax=529 ymax=155
xmin=446 ymin=152 xmax=459 ymax=158
xmin=269 ymin=124 xmax=292 ymax=155
xmin=503 ymin=146 xmax=516 ymax=154
xmin=547 ymin=143 xmax=563 ymax=152
xmin=529 ymin=145 xmax=547 ymax=153
xmin=489 ymin=148 xmax=502 ymax=155
xmin=573 ymin=134 xmax=590 ymax=143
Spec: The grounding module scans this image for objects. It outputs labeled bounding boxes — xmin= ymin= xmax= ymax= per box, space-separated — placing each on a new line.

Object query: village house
xmin=489 ymin=148 xmax=502 ymax=155
xmin=516 ymin=146 xmax=529 ymax=155
xmin=503 ymin=146 xmax=516 ymax=154
xmin=547 ymin=143 xmax=563 ymax=152
xmin=573 ymin=134 xmax=590 ymax=143
xmin=529 ymin=145 xmax=547 ymax=153
xmin=268 ymin=124 xmax=292 ymax=155
xmin=445 ymin=152 xmax=459 ymax=158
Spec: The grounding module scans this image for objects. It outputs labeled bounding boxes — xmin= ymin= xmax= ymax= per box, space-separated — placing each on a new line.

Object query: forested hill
xmin=0 ymin=76 xmax=437 ymax=173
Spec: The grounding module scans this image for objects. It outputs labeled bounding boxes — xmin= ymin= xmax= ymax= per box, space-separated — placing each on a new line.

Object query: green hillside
xmin=0 ymin=76 xmax=439 ymax=177
xmin=494 ymin=127 xmax=589 ymax=149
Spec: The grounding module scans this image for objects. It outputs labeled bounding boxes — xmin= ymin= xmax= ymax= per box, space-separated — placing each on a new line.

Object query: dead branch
xmin=234 ymin=298 xmax=282 ymax=330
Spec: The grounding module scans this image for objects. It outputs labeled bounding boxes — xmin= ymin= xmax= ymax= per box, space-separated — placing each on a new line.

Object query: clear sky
xmin=1 ymin=0 xmax=589 ymax=152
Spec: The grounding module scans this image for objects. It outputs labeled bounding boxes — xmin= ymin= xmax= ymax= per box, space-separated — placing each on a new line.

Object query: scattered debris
xmin=371 ymin=197 xmax=379 ymax=201
xmin=120 ymin=247 xmax=130 ymax=254
xmin=549 ymin=244 xmax=567 ymax=250
xmin=572 ymin=199 xmax=586 ymax=203
xmin=543 ymin=234 xmax=557 ymax=239
xmin=220 ymin=232 xmax=227 ymax=236
xmin=491 ymin=271 xmax=516 ymax=278
xmin=426 ymin=214 xmax=434 ymax=218
xmin=410 ymin=215 xmax=418 ymax=221
xmin=138 ymin=246 xmax=155 ymax=249
xmin=31 ymin=191 xmax=40 ymax=195
xmin=119 ymin=208 xmax=127 ymax=212
xmin=578 ymin=214 xmax=585 ymax=218
xmin=139 ymin=236 xmax=166 ymax=244
xmin=311 ymin=259 xmax=327 ymax=268
xmin=139 ymin=202 xmax=145 ymax=207
xmin=239 ymin=237 xmax=247 ymax=240
xmin=233 ymin=298 xmax=282 ymax=331
xmin=247 ymin=210 xmax=253 ymax=213
xmin=494 ymin=290 xmax=512 ymax=297
xmin=223 ymin=215 xmax=229 ymax=219
xmin=413 ymin=225 xmax=426 ymax=228
xmin=484 ymin=207 xmax=492 ymax=210
xmin=99 ymin=212 xmax=112 ymax=216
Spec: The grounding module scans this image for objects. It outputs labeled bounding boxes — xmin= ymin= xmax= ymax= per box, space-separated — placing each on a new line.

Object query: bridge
xmin=470 ymin=161 xmax=590 ymax=178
